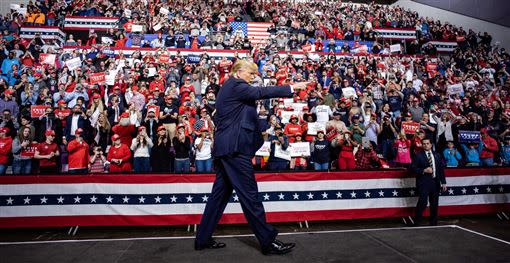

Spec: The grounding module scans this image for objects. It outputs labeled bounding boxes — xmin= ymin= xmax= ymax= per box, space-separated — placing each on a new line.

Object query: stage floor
xmin=1 ymin=225 xmax=509 ymax=263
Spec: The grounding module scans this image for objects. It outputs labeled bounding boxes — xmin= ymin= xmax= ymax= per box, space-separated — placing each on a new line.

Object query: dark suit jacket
xmin=142 ymin=119 xmax=161 ymax=143
xmin=213 ymin=78 xmax=293 ymax=157
xmin=64 ymin=114 xmax=90 ymax=142
xmin=411 ymin=151 xmax=446 ymax=185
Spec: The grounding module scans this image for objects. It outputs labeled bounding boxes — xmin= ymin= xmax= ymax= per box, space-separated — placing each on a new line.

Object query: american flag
xmin=230 ymin=22 xmax=272 ymax=45
xmin=0 ymin=169 xmax=509 ymax=228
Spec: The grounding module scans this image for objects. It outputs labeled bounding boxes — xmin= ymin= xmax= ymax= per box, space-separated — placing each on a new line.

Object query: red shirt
xmin=112 ymin=124 xmax=135 ymax=147
xmin=0 ymin=137 xmax=12 ymax=164
xmin=67 ymin=139 xmax=89 ymax=170
xmin=284 ymin=123 xmax=302 ymax=143
xmin=37 ymin=142 xmax=59 ymax=167
xmin=107 ymin=144 xmax=132 ymax=173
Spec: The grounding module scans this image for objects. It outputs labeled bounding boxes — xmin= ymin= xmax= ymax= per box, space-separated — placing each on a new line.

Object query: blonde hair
xmin=230 ymin=59 xmax=258 ymax=75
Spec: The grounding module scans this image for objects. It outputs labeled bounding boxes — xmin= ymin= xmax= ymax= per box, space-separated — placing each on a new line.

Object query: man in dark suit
xmin=410 ymin=138 xmax=448 ymax=226
xmin=195 ymin=60 xmax=309 ymax=255
xmin=64 ymin=105 xmax=90 ymax=143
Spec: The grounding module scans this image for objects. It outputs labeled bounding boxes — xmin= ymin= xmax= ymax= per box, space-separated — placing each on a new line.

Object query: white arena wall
xmin=394 ymin=0 xmax=510 ymax=49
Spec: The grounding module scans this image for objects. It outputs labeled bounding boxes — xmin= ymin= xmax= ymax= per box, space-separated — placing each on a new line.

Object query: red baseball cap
xmin=138 ymin=126 xmax=145 ymax=132
xmin=111 ymin=134 xmax=121 ymax=141
xmin=45 ymin=130 xmax=55 ymax=136
xmin=75 ymin=128 xmax=84 ymax=135
xmin=120 ymin=112 xmax=130 ymax=118
xmin=0 ymin=127 xmax=9 ymax=134
xmin=157 ymin=126 xmax=166 ymax=132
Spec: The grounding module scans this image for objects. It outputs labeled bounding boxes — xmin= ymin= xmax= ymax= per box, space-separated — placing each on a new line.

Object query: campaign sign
xmin=65 ymin=57 xmax=82 ymax=71
xmin=31 ymin=105 xmax=50 ymax=118
xmin=147 ymin=105 xmax=160 ymax=119
xmin=447 ymin=83 xmax=464 ymax=95
xmin=187 ymin=55 xmax=201 ymax=64
xmin=102 ymin=48 xmax=116 ymax=57
xmin=458 ymin=130 xmax=481 ymax=143
xmin=401 ymin=121 xmax=420 ymax=134
xmin=274 ymin=144 xmax=291 ymax=161
xmin=20 ymin=142 xmax=38 ymax=158
xmin=255 ymin=141 xmax=271 ymax=157
xmin=280 ymin=110 xmax=295 ymax=124
xmin=159 ymin=54 xmax=170 ymax=63
xmin=90 ymin=72 xmax=106 ymax=85
xmin=289 ymin=142 xmax=311 ymax=157
xmin=55 ymin=109 xmax=71 ymax=119
xmin=307 ymin=122 xmax=326 ymax=135
xmin=39 ymin=53 xmax=56 ymax=66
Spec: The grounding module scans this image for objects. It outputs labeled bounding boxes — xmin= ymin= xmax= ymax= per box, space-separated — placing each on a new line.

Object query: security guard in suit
xmin=410 ymin=138 xmax=448 ymax=226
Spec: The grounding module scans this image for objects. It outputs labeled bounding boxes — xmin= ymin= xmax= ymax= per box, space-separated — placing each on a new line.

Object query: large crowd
xmin=0 ymin=0 xmax=508 ymax=174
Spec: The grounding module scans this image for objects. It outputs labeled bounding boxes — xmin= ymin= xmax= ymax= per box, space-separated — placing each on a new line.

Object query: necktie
xmin=427 ymin=151 xmax=435 ymax=178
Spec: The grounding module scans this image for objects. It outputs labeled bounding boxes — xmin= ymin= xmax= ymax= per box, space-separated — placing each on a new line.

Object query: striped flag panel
xmin=373 ymin=28 xmax=417 ymax=40
xmin=64 ymin=16 xmax=119 ymax=31
xmin=20 ymin=26 xmax=66 ymax=43
xmin=0 ymin=169 xmax=509 ymax=228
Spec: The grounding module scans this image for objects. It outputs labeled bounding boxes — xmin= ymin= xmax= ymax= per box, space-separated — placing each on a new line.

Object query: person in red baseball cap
xmin=160 ymin=95 xmax=179 ymax=142
xmin=284 ymin=114 xmax=302 ymax=143
xmin=34 ymin=130 xmax=60 ymax=174
xmin=173 ymin=122 xmax=191 ymax=173
xmin=107 ymin=134 xmax=132 ymax=173
xmin=112 ymin=111 xmax=136 ymax=147
xmin=290 ymin=132 xmax=307 ymax=170
xmin=67 ymin=128 xmax=89 ymax=174
xmin=0 ymin=127 xmax=12 ymax=174
xmin=1 ymin=88 xmax=18 ymax=118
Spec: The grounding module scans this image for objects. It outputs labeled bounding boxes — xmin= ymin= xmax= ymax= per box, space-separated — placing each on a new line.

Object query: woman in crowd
xmin=107 ymin=134 xmax=132 ymax=173
xmin=311 ymin=130 xmax=330 ymax=171
xmin=194 ymin=127 xmax=213 ymax=172
xmin=393 ymin=132 xmax=412 ymax=168
xmin=131 ymin=126 xmax=153 ymax=172
xmin=151 ymin=126 xmax=172 ymax=172
xmin=11 ymin=126 xmax=35 ymax=174
xmin=93 ymin=112 xmax=112 ymax=152
xmin=290 ymin=133 xmax=308 ymax=171
xmin=333 ymin=130 xmax=357 ymax=170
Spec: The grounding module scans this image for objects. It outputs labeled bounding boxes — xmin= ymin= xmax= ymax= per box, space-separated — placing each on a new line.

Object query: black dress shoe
xmin=261 ymin=239 xmax=295 ymax=255
xmin=194 ymin=239 xmax=226 ymax=250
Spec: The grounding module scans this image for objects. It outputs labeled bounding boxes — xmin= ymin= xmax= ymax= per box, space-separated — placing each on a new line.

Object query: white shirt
xmin=194 ymin=137 xmax=212 ymax=160
xmin=412 ymin=79 xmax=423 ymax=92
xmin=313 ymin=105 xmax=332 ymax=123
xmin=70 ymin=114 xmax=79 ymax=136
xmin=426 ymin=150 xmax=436 ymax=178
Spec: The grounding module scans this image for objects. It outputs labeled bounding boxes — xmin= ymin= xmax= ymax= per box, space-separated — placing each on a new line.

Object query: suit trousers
xmin=415 ymin=175 xmax=440 ymax=225
xmin=195 ymin=154 xmax=277 ymax=248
